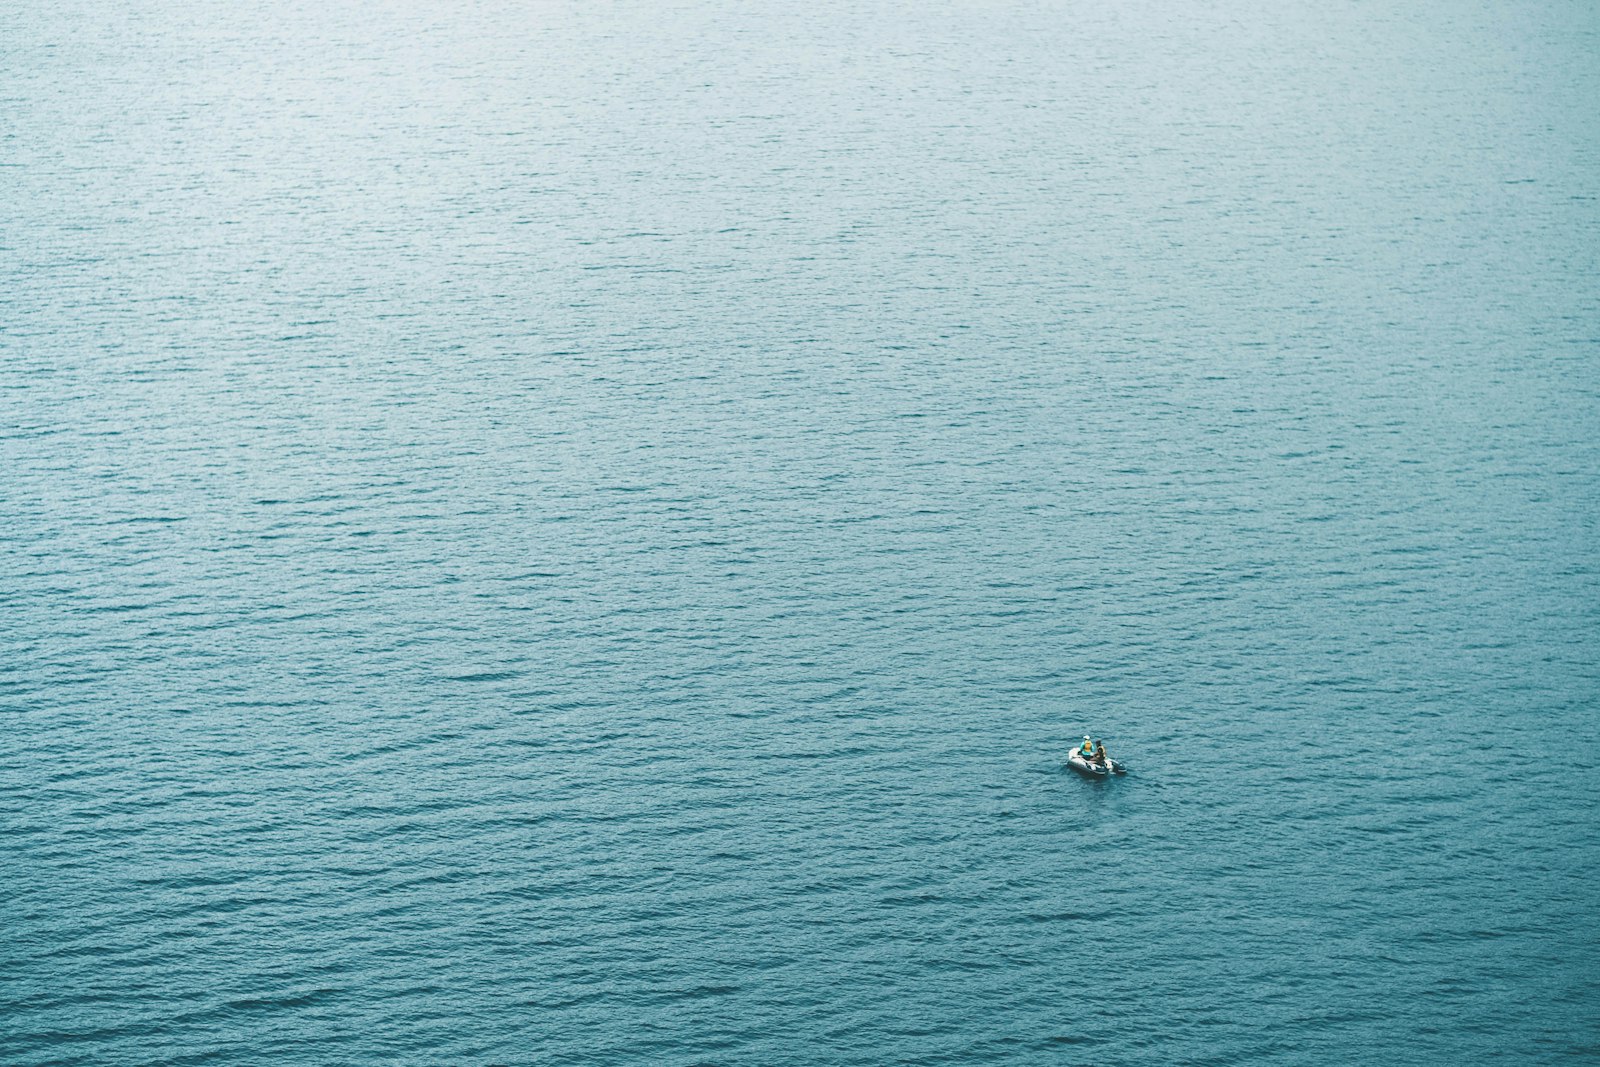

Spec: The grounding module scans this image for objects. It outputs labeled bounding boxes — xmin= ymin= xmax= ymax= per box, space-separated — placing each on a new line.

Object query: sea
xmin=3 ymin=0 xmax=1598 ymax=1063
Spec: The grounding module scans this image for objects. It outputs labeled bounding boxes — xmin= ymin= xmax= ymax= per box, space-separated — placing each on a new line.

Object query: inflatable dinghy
xmin=1067 ymin=750 xmax=1127 ymax=778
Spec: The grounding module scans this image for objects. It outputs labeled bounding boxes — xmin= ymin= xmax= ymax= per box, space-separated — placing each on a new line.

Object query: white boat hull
xmin=1067 ymin=751 xmax=1126 ymax=778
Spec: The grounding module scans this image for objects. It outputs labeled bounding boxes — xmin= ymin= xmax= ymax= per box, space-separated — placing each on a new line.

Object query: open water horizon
xmin=3 ymin=0 xmax=1598 ymax=1063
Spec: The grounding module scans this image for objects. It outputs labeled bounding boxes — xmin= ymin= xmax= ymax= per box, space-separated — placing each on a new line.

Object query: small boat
xmin=1067 ymin=750 xmax=1127 ymax=778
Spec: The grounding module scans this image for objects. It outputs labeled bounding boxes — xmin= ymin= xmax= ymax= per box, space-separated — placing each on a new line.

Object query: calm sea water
xmin=4 ymin=0 xmax=1598 ymax=1063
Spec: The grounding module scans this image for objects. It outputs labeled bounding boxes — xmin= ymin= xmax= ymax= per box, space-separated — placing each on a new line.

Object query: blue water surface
xmin=3 ymin=0 xmax=1598 ymax=1063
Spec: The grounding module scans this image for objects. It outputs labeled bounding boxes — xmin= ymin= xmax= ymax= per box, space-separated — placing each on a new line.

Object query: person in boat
xmin=1091 ymin=741 xmax=1109 ymax=765
xmin=1079 ymin=736 xmax=1094 ymax=757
